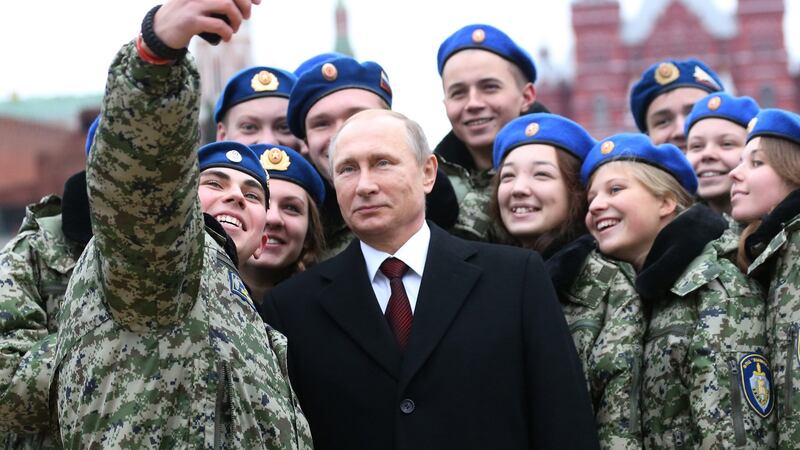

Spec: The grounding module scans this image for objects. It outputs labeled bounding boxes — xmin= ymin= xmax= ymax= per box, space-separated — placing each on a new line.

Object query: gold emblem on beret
xmin=261 ymin=148 xmax=291 ymax=171
xmin=321 ymin=63 xmax=338 ymax=81
xmin=654 ymin=62 xmax=680 ymax=85
xmin=707 ymin=96 xmax=721 ymax=111
xmin=600 ymin=141 xmax=615 ymax=155
xmin=471 ymin=28 xmax=486 ymax=44
xmin=251 ymin=70 xmax=279 ymax=92
xmin=226 ymin=150 xmax=243 ymax=163
xmin=747 ymin=117 xmax=758 ymax=134
xmin=525 ymin=122 xmax=539 ymax=137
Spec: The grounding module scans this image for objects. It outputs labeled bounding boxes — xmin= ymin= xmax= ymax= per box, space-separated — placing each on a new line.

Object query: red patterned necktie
xmin=380 ymin=257 xmax=413 ymax=351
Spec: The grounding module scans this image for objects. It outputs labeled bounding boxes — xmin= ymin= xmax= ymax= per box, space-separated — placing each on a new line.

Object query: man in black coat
xmin=261 ymin=109 xmax=599 ymax=450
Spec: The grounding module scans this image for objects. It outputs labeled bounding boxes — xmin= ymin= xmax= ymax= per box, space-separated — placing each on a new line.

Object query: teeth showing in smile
xmin=267 ymin=237 xmax=284 ymax=245
xmin=699 ymin=171 xmax=724 ymax=178
xmin=216 ymin=215 xmax=242 ymax=229
xmin=511 ymin=207 xmax=538 ymax=214
xmin=596 ymin=219 xmax=619 ymax=231
xmin=465 ymin=118 xmax=491 ymax=126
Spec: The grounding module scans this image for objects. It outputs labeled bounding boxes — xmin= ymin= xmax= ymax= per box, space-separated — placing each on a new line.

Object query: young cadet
xmin=731 ymin=109 xmax=800 ymax=448
xmin=630 ymin=58 xmax=724 ymax=152
xmin=684 ymin=93 xmax=759 ymax=219
xmin=491 ymin=114 xmax=645 ymax=448
xmin=52 ymin=1 xmax=311 ymax=448
xmin=436 ymin=24 xmax=537 ymax=242
xmin=214 ymin=65 xmax=307 ymax=155
xmin=582 ymin=134 xmax=774 ymax=448
xmin=241 ymin=144 xmax=326 ymax=303
xmin=0 ymin=122 xmax=96 ymax=449
xmin=287 ymin=56 xmax=457 ymax=258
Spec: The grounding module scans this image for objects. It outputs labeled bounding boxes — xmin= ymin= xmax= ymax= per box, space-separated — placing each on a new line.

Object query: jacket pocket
xmin=214 ymin=361 xmax=232 ymax=450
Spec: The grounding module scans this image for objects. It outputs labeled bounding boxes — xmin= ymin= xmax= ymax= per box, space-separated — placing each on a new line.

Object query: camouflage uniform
xmin=548 ymin=236 xmax=645 ymax=449
xmin=0 ymin=195 xmax=83 ymax=449
xmin=53 ymin=42 xmax=312 ymax=449
xmin=639 ymin=206 xmax=774 ymax=449
xmin=745 ymin=191 xmax=800 ymax=448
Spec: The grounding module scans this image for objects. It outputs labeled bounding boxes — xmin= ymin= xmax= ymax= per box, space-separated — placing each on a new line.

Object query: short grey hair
xmin=327 ymin=109 xmax=432 ymax=175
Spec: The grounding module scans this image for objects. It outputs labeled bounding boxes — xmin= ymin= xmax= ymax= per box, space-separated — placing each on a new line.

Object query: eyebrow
xmin=201 ymin=169 xmax=231 ymax=180
xmin=503 ymin=160 xmax=558 ymax=169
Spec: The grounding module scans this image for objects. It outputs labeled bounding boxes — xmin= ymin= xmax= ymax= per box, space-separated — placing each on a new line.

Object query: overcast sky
xmin=1 ymin=0 xmax=797 ymax=141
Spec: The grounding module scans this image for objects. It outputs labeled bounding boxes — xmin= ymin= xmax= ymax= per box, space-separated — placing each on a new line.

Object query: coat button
xmin=400 ymin=398 xmax=415 ymax=414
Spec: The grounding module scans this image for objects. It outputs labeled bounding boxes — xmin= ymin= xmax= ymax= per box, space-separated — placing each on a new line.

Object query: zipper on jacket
xmin=629 ymin=355 xmax=642 ymax=439
xmin=785 ymin=327 xmax=798 ymax=417
xmin=214 ymin=362 xmax=232 ymax=450
xmin=727 ymin=358 xmax=747 ymax=446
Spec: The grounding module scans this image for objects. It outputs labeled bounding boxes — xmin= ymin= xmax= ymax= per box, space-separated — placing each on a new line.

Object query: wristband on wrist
xmin=140 ymin=4 xmax=188 ymax=61
xmin=136 ymin=34 xmax=174 ymax=65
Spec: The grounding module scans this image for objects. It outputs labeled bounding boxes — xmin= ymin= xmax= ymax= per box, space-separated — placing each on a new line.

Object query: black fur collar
xmin=636 ymin=204 xmax=726 ymax=299
xmin=203 ymin=213 xmax=239 ymax=268
xmin=434 ymin=131 xmax=477 ymax=172
xmin=746 ymin=189 xmax=800 ymax=261
xmin=61 ymin=171 xmax=92 ymax=247
xmin=545 ymin=234 xmax=596 ymax=293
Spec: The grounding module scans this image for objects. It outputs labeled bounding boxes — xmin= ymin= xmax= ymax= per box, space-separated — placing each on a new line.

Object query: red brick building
xmin=535 ymin=0 xmax=798 ymax=138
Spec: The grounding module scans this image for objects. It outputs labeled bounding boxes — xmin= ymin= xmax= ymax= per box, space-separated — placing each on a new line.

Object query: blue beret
xmin=685 ymin=93 xmax=759 ymax=135
xmin=493 ymin=113 xmax=596 ymax=169
xmin=437 ymin=24 xmax=536 ymax=83
xmin=85 ymin=115 xmax=100 ymax=155
xmin=251 ymin=143 xmax=326 ymax=206
xmin=294 ymin=52 xmax=346 ymax=76
xmin=581 ymin=133 xmax=698 ymax=194
xmin=198 ymin=141 xmax=269 ymax=194
xmin=630 ymin=58 xmax=724 ymax=132
xmin=746 ymin=109 xmax=800 ymax=146
xmin=287 ymin=56 xmax=393 ymax=139
xmin=214 ymin=66 xmax=297 ymax=123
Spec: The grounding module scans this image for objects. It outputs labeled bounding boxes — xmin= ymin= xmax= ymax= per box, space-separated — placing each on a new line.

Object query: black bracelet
xmin=140 ymin=4 xmax=188 ymax=61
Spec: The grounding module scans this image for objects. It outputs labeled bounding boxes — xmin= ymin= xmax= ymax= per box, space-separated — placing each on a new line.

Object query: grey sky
xmin=1 ymin=0 xmax=797 ymax=141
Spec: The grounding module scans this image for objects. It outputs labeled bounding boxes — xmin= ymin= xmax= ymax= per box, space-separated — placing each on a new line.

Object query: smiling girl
xmin=240 ymin=144 xmax=326 ymax=303
xmin=582 ymin=133 xmax=774 ymax=448
xmin=730 ymin=109 xmax=800 ymax=447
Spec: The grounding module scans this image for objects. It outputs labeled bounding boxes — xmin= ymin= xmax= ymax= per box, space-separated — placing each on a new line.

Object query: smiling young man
xmin=262 ymin=109 xmax=599 ymax=450
xmin=629 ymin=58 xmax=724 ymax=152
xmin=51 ymin=1 xmax=311 ymax=448
xmin=436 ymin=24 xmax=538 ymax=242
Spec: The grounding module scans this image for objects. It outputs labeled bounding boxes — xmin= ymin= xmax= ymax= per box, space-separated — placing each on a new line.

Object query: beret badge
xmin=471 ymin=28 xmax=486 ymax=44
xmin=321 ymin=63 xmax=338 ymax=81
xmin=226 ymin=150 xmax=243 ymax=162
xmin=747 ymin=117 xmax=758 ymax=134
xmin=654 ymin=62 xmax=680 ymax=85
xmin=261 ymin=148 xmax=291 ymax=171
xmin=524 ymin=122 xmax=539 ymax=137
xmin=707 ymin=96 xmax=721 ymax=111
xmin=600 ymin=141 xmax=615 ymax=155
xmin=251 ymin=70 xmax=279 ymax=92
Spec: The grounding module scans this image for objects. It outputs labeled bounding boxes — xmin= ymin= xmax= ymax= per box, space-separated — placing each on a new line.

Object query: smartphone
xmin=199 ymin=14 xmax=231 ymax=45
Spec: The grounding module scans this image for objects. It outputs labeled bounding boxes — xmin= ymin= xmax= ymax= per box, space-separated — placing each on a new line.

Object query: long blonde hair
xmin=737 ymin=136 xmax=800 ymax=270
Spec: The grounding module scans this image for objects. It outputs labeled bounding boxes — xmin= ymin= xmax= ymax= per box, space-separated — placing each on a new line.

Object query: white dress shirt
xmin=360 ymin=222 xmax=431 ymax=314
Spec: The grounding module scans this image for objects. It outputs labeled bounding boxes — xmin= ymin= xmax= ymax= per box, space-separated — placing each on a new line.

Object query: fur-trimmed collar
xmin=546 ymin=234 xmax=596 ymax=293
xmin=61 ymin=171 xmax=92 ymax=247
xmin=636 ymin=204 xmax=726 ymax=299
xmin=746 ymin=189 xmax=800 ymax=261
xmin=434 ymin=131 xmax=478 ymax=172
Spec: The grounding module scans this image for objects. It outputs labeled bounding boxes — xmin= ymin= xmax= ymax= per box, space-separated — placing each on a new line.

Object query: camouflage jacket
xmin=0 ymin=195 xmax=82 ymax=449
xmin=547 ymin=236 xmax=645 ymax=450
xmin=745 ymin=190 xmax=800 ymax=449
xmin=639 ymin=206 xmax=774 ymax=449
xmin=52 ymin=42 xmax=312 ymax=450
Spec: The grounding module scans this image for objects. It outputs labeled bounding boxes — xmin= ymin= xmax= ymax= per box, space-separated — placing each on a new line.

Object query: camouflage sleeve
xmin=0 ymin=237 xmax=52 ymax=432
xmin=87 ymin=41 xmax=204 ymax=331
xmin=591 ymin=256 xmax=645 ymax=450
xmin=688 ymin=259 xmax=775 ymax=448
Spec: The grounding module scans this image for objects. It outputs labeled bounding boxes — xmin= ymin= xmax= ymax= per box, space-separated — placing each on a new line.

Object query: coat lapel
xmin=400 ymin=224 xmax=481 ymax=387
xmin=318 ymin=240 xmax=402 ymax=379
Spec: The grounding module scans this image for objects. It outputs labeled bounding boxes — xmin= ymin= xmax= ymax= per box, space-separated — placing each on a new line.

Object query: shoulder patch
xmin=229 ymin=271 xmax=252 ymax=304
xmin=740 ymin=353 xmax=774 ymax=417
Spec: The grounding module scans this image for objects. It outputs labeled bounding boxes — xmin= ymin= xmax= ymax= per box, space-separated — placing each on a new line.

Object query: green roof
xmin=0 ymin=94 xmax=102 ymax=125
